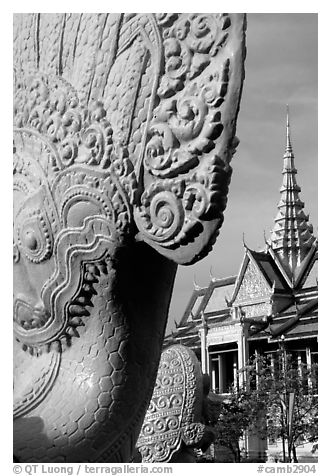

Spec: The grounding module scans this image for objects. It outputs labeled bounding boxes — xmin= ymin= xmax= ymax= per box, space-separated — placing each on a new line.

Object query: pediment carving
xmin=234 ymin=260 xmax=271 ymax=304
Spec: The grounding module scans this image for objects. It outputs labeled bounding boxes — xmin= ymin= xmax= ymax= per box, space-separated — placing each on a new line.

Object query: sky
xmin=167 ymin=13 xmax=318 ymax=334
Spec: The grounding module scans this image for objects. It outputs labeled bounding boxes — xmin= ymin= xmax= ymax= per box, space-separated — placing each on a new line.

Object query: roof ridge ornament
xmin=263 ymin=229 xmax=270 ymax=251
xmin=242 ymin=232 xmax=248 ymax=249
xmin=193 ymin=274 xmax=203 ymax=291
xmin=209 ymin=266 xmax=217 ymax=282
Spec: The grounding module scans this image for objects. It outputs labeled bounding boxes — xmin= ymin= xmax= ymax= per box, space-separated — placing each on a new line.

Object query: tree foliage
xmin=214 ymin=392 xmax=251 ymax=462
xmin=213 ymin=353 xmax=318 ymax=462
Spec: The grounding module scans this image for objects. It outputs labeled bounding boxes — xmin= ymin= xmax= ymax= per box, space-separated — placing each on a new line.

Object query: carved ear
xmin=132 ymin=14 xmax=246 ymax=264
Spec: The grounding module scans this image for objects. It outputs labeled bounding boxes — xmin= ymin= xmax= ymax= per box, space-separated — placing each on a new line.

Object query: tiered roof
xmin=166 ymin=108 xmax=317 ymax=347
xmin=268 ymin=106 xmax=316 ymax=282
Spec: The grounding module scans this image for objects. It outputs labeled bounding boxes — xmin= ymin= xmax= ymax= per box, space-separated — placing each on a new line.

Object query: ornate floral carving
xmin=159 ymin=14 xmax=231 ymax=96
xmin=133 ymin=14 xmax=245 ymax=263
xmin=181 ymin=422 xmax=205 ymax=446
xmin=15 ymin=75 xmax=116 ymax=171
xmin=155 ymin=13 xmax=179 ymax=27
xmin=239 ymin=302 xmax=272 ymax=319
xmin=137 ymin=344 xmax=209 ymax=463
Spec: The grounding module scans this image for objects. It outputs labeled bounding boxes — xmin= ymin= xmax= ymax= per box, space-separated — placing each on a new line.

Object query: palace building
xmin=165 ymin=110 xmax=318 ymax=460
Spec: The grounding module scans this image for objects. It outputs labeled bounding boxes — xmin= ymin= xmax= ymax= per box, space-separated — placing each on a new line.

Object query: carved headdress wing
xmin=14 ymin=13 xmax=245 ymax=265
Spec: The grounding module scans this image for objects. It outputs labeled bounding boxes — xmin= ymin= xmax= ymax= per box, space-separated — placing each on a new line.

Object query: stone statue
xmin=13 ymin=13 xmax=246 ymax=462
xmin=136 ymin=345 xmax=216 ymax=463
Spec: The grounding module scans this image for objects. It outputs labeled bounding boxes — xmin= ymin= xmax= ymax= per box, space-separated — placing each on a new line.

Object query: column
xmin=211 ymin=364 xmax=216 ymax=392
xmin=199 ymin=323 xmax=208 ymax=374
xmin=218 ymin=354 xmax=222 ymax=393
xmin=270 ymin=354 xmax=275 ymax=378
xmin=306 ymin=347 xmax=312 ymax=388
xmin=238 ymin=329 xmax=249 ymax=387
xmin=297 ymin=352 xmax=302 ymax=379
xmin=306 ymin=347 xmax=312 ymax=368
xmin=206 ymin=344 xmax=210 ymax=375
xmin=233 ymin=360 xmax=238 ymax=392
xmin=238 ymin=335 xmax=243 ymax=369
xmin=255 ymin=349 xmax=260 ymax=389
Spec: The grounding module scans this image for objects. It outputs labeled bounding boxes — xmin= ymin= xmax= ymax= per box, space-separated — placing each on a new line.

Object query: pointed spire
xmin=269 ymin=106 xmax=315 ymax=278
xmin=283 ymin=105 xmax=296 ymax=174
xmin=285 ymin=104 xmax=293 ymax=155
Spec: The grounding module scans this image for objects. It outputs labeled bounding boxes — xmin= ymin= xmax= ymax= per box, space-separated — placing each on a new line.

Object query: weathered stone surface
xmin=136 ymin=345 xmax=215 ymax=463
xmin=13 ymin=13 xmax=246 ymax=462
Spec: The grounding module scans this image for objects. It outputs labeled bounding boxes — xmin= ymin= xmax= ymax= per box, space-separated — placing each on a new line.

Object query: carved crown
xmin=14 ymin=13 xmax=246 ymax=265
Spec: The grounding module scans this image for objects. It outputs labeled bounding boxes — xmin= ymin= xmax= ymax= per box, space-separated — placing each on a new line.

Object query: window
xmin=209 ymin=344 xmax=238 ymax=394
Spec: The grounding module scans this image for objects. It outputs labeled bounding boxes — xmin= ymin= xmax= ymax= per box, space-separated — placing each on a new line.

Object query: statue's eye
xmin=16 ymin=211 xmax=53 ymax=263
xmin=24 ymin=230 xmax=38 ymax=251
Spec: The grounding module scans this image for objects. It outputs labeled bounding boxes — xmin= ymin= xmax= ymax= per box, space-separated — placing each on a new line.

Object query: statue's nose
xmin=13 ymin=250 xmax=42 ymax=308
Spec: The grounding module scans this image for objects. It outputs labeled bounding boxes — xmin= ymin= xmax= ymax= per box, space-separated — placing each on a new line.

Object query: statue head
xmin=13 ymin=77 xmax=136 ymax=352
xmin=14 ymin=14 xmax=245 ymax=352
xmin=13 ymin=13 xmax=245 ymax=462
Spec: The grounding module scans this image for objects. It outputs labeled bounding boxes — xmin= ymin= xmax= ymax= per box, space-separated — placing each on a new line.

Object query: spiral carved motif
xmin=137 ymin=183 xmax=185 ymax=246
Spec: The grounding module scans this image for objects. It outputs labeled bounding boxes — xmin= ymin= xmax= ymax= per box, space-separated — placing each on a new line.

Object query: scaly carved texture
xmin=14 ymin=249 xmax=172 ymax=462
xmin=136 ymin=344 xmax=206 ymax=463
xmin=13 ymin=13 xmax=245 ymax=462
xmin=15 ymin=260 xmax=131 ymax=462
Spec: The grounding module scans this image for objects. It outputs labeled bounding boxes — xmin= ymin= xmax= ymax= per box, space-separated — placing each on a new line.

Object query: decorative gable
xmin=234 ymin=259 xmax=271 ymax=305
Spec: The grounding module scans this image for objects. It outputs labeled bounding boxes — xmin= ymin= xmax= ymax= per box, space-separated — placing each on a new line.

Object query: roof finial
xmin=193 ymin=274 xmax=203 ymax=290
xmin=286 ymin=104 xmax=293 ymax=154
xmin=209 ymin=266 xmax=216 ymax=282
xmin=263 ymin=229 xmax=268 ymax=245
xmin=242 ymin=232 xmax=247 ymax=248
